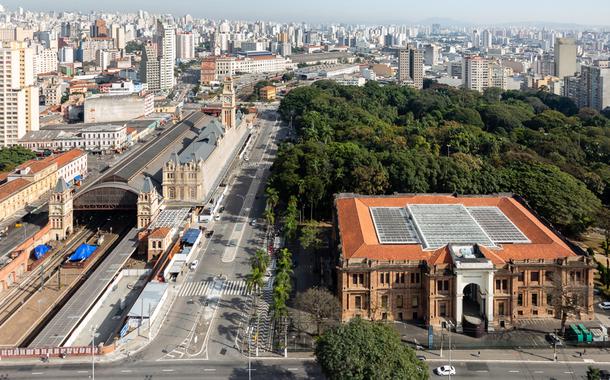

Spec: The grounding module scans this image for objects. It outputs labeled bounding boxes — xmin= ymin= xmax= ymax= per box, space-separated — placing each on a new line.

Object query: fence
xmin=0 ymin=345 xmax=100 ymax=359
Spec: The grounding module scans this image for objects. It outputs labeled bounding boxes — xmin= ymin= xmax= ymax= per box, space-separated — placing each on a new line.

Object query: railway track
xmin=0 ymin=226 xmax=99 ymax=328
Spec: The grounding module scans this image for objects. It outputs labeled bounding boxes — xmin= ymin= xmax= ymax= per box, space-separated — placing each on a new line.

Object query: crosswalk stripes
xmin=178 ymin=280 xmax=251 ymax=297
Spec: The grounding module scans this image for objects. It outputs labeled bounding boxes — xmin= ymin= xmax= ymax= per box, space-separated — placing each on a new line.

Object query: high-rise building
xmin=424 ymin=44 xmax=440 ymax=66
xmin=139 ymin=41 xmax=160 ymax=90
xmin=176 ymin=31 xmax=195 ymax=60
xmin=59 ymin=46 xmax=73 ymax=63
xmin=554 ymin=37 xmax=577 ymax=79
xmin=33 ymin=45 xmax=58 ymax=75
xmin=0 ymin=41 xmax=39 ymax=146
xmin=156 ymin=20 xmax=176 ymax=90
xmin=463 ymin=55 xmax=508 ymax=92
xmin=91 ymin=18 xmax=109 ymax=38
xmin=481 ymin=29 xmax=493 ymax=49
xmin=111 ymin=25 xmax=126 ymax=50
xmin=579 ymin=60 xmax=610 ymax=111
xmin=397 ymin=45 xmax=423 ymax=89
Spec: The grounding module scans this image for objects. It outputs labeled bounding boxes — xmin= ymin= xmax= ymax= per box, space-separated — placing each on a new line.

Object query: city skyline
xmin=2 ymin=0 xmax=610 ymax=26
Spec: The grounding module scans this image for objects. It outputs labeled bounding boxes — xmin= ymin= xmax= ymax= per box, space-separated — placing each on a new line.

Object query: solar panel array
xmin=407 ymin=204 xmax=495 ymax=249
xmin=468 ymin=207 xmax=530 ymax=243
xmin=370 ymin=207 xmax=420 ymax=244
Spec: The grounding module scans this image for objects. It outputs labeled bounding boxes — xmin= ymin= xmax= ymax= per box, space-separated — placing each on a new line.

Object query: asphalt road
xmin=0 ymin=359 xmax=322 ymax=379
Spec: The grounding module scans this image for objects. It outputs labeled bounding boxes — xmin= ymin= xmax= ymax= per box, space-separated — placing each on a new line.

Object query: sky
xmin=2 ymin=0 xmax=609 ymax=26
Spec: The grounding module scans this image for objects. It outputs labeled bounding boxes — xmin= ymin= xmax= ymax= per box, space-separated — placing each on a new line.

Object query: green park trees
xmin=315 ymin=318 xmax=429 ymax=380
xmin=269 ymin=81 xmax=609 ymax=238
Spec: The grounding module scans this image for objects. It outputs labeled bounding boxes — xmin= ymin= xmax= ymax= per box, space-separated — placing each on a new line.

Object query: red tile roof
xmin=51 ymin=149 xmax=85 ymax=169
xmin=149 ymin=227 xmax=171 ymax=239
xmin=335 ymin=194 xmax=576 ymax=265
xmin=0 ymin=178 xmax=31 ymax=202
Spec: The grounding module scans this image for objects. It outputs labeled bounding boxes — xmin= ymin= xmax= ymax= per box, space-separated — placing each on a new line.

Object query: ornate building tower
xmin=49 ymin=178 xmax=73 ymax=241
xmin=220 ymin=76 xmax=236 ymax=129
xmin=137 ymin=177 xmax=161 ymax=229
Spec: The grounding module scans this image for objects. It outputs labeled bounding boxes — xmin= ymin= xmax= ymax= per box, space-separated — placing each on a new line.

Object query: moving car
xmin=599 ymin=302 xmax=610 ymax=310
xmin=189 ymin=260 xmax=199 ymax=270
xmin=250 ymin=219 xmax=257 ymax=226
xmin=435 ymin=365 xmax=456 ymax=376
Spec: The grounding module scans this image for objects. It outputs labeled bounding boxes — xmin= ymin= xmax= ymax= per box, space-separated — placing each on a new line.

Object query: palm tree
xmin=263 ymin=207 xmax=275 ymax=226
xmin=246 ymin=266 xmax=265 ymax=294
xmin=252 ymin=249 xmax=270 ymax=272
xmin=265 ymin=187 xmax=280 ymax=210
xmin=246 ymin=266 xmax=265 ymax=314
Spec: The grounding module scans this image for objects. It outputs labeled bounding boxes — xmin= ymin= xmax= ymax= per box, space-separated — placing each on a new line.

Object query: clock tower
xmin=221 ymin=76 xmax=236 ymax=129
xmin=49 ymin=178 xmax=73 ymax=241
xmin=137 ymin=177 xmax=160 ymax=229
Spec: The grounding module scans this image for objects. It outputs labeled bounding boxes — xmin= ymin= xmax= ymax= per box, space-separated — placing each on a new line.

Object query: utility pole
xmin=39 ymin=263 xmax=44 ymax=292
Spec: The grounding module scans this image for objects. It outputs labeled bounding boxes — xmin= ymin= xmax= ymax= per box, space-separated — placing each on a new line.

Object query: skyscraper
xmin=463 ymin=55 xmax=508 ymax=92
xmin=156 ymin=19 xmax=176 ymax=90
xmin=580 ymin=61 xmax=610 ymax=111
xmin=139 ymin=41 xmax=160 ymax=90
xmin=0 ymin=41 xmax=39 ymax=146
xmin=397 ymin=45 xmax=423 ymax=89
xmin=554 ymin=37 xmax=577 ymax=78
xmin=176 ymin=31 xmax=195 ymax=60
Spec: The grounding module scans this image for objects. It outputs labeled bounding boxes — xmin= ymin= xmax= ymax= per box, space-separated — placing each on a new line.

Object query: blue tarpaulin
xmin=68 ymin=244 xmax=97 ymax=262
xmin=182 ymin=228 xmax=201 ymax=245
xmin=33 ymin=245 xmax=50 ymax=260
xmin=74 ymin=175 xmax=82 ymax=182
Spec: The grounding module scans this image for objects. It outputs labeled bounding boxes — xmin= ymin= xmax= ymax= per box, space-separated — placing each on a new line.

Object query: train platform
xmin=29 ymin=228 xmax=139 ymax=348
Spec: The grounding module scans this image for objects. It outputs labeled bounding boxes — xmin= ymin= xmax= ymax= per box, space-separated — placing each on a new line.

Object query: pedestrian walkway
xmin=178 ymin=280 xmax=251 ymax=297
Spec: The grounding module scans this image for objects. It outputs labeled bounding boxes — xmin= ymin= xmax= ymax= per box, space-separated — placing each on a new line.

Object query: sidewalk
xmin=419 ymin=346 xmax=610 ymax=364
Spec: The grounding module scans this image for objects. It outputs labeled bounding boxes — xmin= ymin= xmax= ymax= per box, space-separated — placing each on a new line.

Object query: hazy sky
xmin=2 ymin=0 xmax=609 ymax=25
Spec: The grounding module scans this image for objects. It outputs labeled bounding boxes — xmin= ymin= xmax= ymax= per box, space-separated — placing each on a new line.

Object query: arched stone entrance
xmin=454 ymin=265 xmax=495 ymax=333
xmin=462 ymin=283 xmax=486 ymax=337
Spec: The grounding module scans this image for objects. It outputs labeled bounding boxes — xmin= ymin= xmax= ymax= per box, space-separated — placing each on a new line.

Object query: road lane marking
xmin=162 ymin=369 xmax=175 ymax=372
xmin=288 ymin=368 xmax=299 ymax=371
xmin=534 ymin=371 xmax=544 ymax=373
xmin=31 ymin=373 xmax=44 ymax=375
xmin=121 ymin=370 xmax=132 ymax=373
xmin=564 ymin=371 xmax=574 ymax=374
xmin=203 ymin=369 xmax=216 ymax=372
xmin=476 ymin=370 xmax=488 ymax=373
xmin=77 ymin=370 xmax=88 ymax=373
xmin=509 ymin=370 xmax=520 ymax=373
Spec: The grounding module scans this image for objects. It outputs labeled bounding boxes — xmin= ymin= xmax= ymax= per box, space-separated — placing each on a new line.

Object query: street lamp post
xmin=90 ymin=325 xmax=98 ymax=380
xmin=447 ymin=320 xmax=454 ymax=380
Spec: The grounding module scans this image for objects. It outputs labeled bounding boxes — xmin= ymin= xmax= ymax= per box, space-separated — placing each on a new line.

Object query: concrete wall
xmin=84 ymin=94 xmax=153 ymax=124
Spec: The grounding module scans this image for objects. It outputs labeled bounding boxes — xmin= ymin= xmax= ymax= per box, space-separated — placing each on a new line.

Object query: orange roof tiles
xmin=0 ymin=178 xmax=31 ymax=202
xmin=14 ymin=155 xmax=57 ymax=174
xmin=51 ymin=149 xmax=85 ymax=169
xmin=336 ymin=194 xmax=577 ymax=265
xmin=149 ymin=227 xmax=171 ymax=239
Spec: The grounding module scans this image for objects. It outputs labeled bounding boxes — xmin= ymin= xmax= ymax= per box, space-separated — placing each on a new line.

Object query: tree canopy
xmin=315 ymin=317 xmax=428 ymax=380
xmin=271 ymin=81 xmax=610 ymax=236
xmin=0 ymin=146 xmax=37 ymax=172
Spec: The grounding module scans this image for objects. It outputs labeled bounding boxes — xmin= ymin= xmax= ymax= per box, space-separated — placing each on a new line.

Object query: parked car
xmin=416 ymin=355 xmax=426 ymax=361
xmin=205 ymin=230 xmax=214 ymax=238
xmin=546 ymin=333 xmax=563 ymax=345
xmin=599 ymin=302 xmax=610 ymax=310
xmin=214 ymin=215 xmax=221 ymax=221
xmin=435 ymin=365 xmax=456 ymax=376
xmin=250 ymin=219 xmax=257 ymax=226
